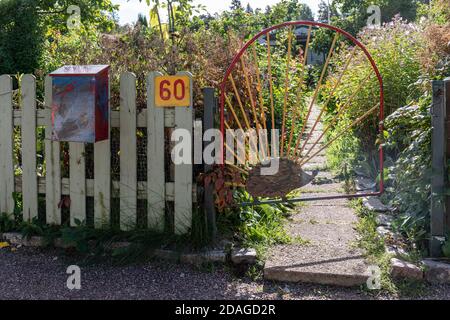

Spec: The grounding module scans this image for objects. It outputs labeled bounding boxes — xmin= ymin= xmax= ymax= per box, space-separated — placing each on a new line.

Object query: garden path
xmin=264 ymin=103 xmax=371 ymax=287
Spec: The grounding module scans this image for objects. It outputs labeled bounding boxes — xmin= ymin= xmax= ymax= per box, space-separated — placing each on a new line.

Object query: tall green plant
xmin=322 ymin=18 xmax=424 ymax=172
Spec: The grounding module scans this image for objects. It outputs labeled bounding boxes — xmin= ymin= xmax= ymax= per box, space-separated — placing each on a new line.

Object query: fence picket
xmin=94 ymin=79 xmax=111 ymax=229
xmin=147 ymin=72 xmax=166 ymax=232
xmin=120 ymin=72 xmax=137 ymax=231
xmin=0 ymin=75 xmax=14 ymax=214
xmin=21 ymin=75 xmax=38 ymax=222
xmin=45 ymin=75 xmax=62 ymax=225
xmin=174 ymin=72 xmax=193 ymax=235
xmin=69 ymin=142 xmax=86 ymax=226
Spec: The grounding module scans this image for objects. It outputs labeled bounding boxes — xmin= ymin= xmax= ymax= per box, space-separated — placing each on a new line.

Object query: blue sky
xmin=111 ymin=0 xmax=322 ymax=25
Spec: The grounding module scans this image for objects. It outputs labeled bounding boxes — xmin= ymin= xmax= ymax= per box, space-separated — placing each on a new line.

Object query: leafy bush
xmin=323 ymin=6 xmax=450 ymax=251
xmin=384 ymin=102 xmax=431 ymax=246
xmin=0 ymin=0 xmax=44 ymax=74
xmin=418 ymin=0 xmax=450 ymax=26
xmin=322 ymin=18 xmax=424 ymax=177
xmin=219 ymin=189 xmax=294 ymax=251
xmin=382 ymin=7 xmax=450 ymax=248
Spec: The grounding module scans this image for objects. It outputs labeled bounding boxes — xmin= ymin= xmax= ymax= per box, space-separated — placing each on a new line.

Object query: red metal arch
xmin=219 ymin=21 xmax=385 ymax=199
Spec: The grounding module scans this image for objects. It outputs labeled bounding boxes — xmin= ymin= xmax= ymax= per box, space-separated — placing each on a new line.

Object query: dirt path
xmin=264 ymin=103 xmax=371 ymax=287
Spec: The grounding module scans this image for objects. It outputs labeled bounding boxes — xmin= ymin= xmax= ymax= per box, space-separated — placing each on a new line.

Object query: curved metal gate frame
xmin=218 ymin=21 xmax=385 ymax=206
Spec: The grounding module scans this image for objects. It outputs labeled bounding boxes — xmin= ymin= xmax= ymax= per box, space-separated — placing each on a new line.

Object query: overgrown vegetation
xmin=323 ymin=0 xmax=450 ymax=254
xmin=220 ymin=189 xmax=296 ymax=253
xmin=352 ymin=199 xmax=426 ymax=296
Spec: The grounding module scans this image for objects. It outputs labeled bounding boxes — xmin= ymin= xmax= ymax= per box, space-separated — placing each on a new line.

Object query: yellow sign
xmin=154 ymin=75 xmax=191 ymax=107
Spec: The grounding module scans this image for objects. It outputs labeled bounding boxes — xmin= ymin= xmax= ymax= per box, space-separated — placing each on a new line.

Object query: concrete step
xmin=264 ymin=244 xmax=370 ymax=287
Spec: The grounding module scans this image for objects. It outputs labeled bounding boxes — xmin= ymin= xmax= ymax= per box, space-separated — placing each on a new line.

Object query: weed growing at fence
xmin=0 ymin=213 xmax=17 ymax=233
xmin=443 ymin=236 xmax=450 ymax=258
xmin=218 ymin=189 xmax=305 ymax=259
xmin=0 ymin=207 xmax=212 ymax=265
xmin=352 ymin=199 xmax=426 ymax=297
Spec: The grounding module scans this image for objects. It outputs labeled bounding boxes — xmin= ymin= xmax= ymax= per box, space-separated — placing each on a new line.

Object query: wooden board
xmin=45 ymin=75 xmax=62 ymax=225
xmin=0 ymin=75 xmax=15 ymax=214
xmin=94 ymin=75 xmax=111 ymax=228
xmin=21 ymin=75 xmax=38 ymax=222
xmin=174 ymin=72 xmax=193 ymax=235
xmin=147 ymin=72 xmax=166 ymax=232
xmin=120 ymin=72 xmax=137 ymax=231
xmin=69 ymin=142 xmax=86 ymax=226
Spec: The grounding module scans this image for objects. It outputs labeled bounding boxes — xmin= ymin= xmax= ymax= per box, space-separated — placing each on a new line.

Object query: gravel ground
xmin=1 ymin=247 xmax=450 ymax=300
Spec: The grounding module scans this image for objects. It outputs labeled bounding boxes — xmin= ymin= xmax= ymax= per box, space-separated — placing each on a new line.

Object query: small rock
xmin=24 ymin=236 xmax=45 ymax=247
xmin=54 ymin=238 xmax=74 ymax=249
xmin=180 ymin=273 xmax=185 ymax=278
xmin=355 ymin=177 xmax=376 ymax=191
xmin=213 ymin=284 xmax=219 ymax=289
xmin=376 ymin=214 xmax=393 ymax=227
xmin=3 ymin=233 xmax=44 ymax=247
xmin=386 ymin=246 xmax=407 ymax=257
xmin=376 ymin=226 xmax=393 ymax=238
xmin=2 ymin=233 xmax=23 ymax=245
xmin=153 ymin=249 xmax=180 ymax=262
xmin=423 ymin=259 xmax=450 ymax=284
xmin=363 ymin=197 xmax=390 ymax=212
xmin=390 ymin=258 xmax=423 ymax=280
xmin=180 ymin=251 xmax=226 ymax=265
xmin=231 ymin=248 xmax=257 ymax=265
xmin=204 ymin=250 xmax=227 ymax=263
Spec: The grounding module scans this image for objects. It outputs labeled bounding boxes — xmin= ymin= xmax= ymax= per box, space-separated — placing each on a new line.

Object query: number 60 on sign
xmin=154 ymin=75 xmax=191 ymax=107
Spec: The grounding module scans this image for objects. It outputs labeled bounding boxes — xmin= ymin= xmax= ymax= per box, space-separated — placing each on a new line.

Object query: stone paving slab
xmin=265 ymin=245 xmax=370 ymax=287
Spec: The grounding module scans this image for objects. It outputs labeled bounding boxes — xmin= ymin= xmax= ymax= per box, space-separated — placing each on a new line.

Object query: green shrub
xmin=322 ymin=18 xmax=424 ymax=180
xmin=443 ymin=237 xmax=450 ymax=258
xmin=0 ymin=0 xmax=44 ymax=74
xmin=0 ymin=213 xmax=17 ymax=233
xmin=219 ymin=189 xmax=294 ymax=253
xmin=383 ymin=100 xmax=431 ymax=246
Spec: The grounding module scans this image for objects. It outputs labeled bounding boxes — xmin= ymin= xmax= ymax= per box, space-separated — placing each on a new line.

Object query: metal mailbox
xmin=49 ymin=65 xmax=110 ymax=143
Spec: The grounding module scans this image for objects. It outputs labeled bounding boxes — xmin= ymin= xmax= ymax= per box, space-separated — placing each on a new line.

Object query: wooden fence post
xmin=120 ymin=72 xmax=137 ymax=231
xmin=203 ymin=87 xmax=217 ymax=240
xmin=431 ymin=79 xmax=449 ymax=257
xmin=94 ymin=76 xmax=111 ymax=229
xmin=147 ymin=72 xmax=165 ymax=232
xmin=45 ymin=75 xmax=62 ymax=225
xmin=174 ymin=71 xmax=193 ymax=235
xmin=0 ymin=75 xmax=14 ymax=215
xmin=21 ymin=75 xmax=38 ymax=222
xmin=445 ymin=78 xmax=450 ymax=233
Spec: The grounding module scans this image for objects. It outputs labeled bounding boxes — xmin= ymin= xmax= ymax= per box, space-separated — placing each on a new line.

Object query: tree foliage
xmin=0 ymin=0 xmax=118 ymax=74
xmin=0 ymin=0 xmax=43 ymax=74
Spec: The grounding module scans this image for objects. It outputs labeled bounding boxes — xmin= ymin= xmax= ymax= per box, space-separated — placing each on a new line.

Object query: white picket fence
xmin=0 ymin=72 xmax=194 ymax=234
